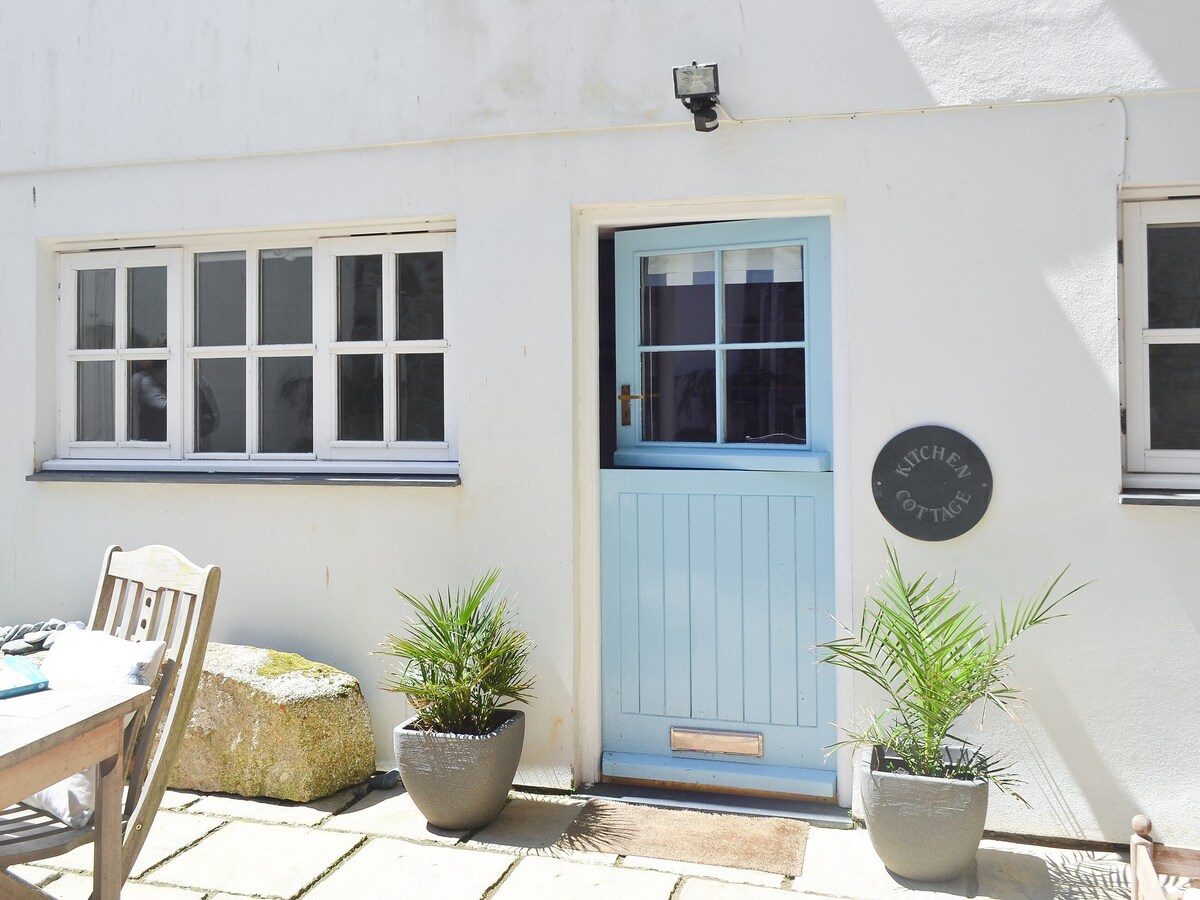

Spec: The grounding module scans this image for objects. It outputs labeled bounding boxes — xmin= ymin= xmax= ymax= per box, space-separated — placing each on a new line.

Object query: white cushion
xmin=23 ymin=630 xmax=167 ymax=828
xmin=39 ymin=629 xmax=167 ymax=687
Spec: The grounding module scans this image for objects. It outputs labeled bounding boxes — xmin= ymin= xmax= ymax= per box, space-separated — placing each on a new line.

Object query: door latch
xmin=617 ymin=384 xmax=657 ymax=427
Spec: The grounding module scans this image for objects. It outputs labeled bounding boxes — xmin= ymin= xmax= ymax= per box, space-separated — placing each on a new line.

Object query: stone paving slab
xmin=792 ymin=829 xmax=1132 ymax=899
xmin=21 ymin=810 xmax=225 ymax=880
xmin=320 ymin=788 xmax=467 ymax=844
xmin=141 ymin=820 xmax=362 ymax=897
xmin=623 ymin=854 xmax=788 ymax=888
xmin=679 ymin=879 xmax=807 ymax=899
xmin=159 ymin=790 xmax=204 ymax=811
xmin=465 ymin=792 xmax=588 ymax=854
xmin=187 ymin=788 xmax=354 ymax=826
xmin=491 ymin=856 xmax=680 ymax=899
xmin=302 ymin=837 xmax=515 ymax=899
xmin=41 ymin=873 xmax=203 ymax=900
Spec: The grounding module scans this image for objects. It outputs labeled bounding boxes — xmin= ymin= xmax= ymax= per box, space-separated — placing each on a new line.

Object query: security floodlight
xmin=673 ymin=61 xmax=720 ymax=132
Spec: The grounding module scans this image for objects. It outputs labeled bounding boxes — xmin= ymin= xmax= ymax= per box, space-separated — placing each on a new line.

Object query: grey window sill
xmin=27 ymin=470 xmax=460 ymax=487
xmin=1119 ymin=489 xmax=1200 ymax=506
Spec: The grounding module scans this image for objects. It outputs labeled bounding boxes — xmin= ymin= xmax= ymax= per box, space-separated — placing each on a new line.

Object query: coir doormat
xmin=557 ymin=799 xmax=808 ymax=876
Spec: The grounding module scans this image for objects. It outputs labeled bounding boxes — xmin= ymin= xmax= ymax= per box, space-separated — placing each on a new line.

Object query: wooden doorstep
xmin=603 ymin=774 xmax=838 ymax=805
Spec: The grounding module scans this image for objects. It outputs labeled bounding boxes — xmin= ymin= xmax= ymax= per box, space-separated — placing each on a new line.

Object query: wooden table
xmin=0 ymin=683 xmax=151 ymax=899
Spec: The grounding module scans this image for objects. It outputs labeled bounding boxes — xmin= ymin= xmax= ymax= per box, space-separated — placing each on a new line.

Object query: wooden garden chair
xmin=1131 ymin=814 xmax=1200 ymax=899
xmin=0 ymin=545 xmax=220 ymax=895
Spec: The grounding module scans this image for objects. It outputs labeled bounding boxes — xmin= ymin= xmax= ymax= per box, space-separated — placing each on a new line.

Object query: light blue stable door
xmin=601 ymin=217 xmax=836 ymax=798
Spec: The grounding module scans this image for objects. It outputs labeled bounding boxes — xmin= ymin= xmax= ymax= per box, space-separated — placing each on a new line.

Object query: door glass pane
xmin=260 ymin=357 xmax=313 ymax=453
xmin=640 ymin=252 xmax=715 ymax=346
xmin=642 ymin=350 xmax=715 ymax=442
xmin=726 ymin=348 xmax=806 ymax=445
xmin=128 ymin=266 xmax=168 ymax=349
xmin=195 ymin=358 xmax=243 ymax=452
xmin=338 ymin=255 xmax=383 ymax=341
xmin=129 ymin=360 xmax=168 ymax=442
xmin=397 ymin=252 xmax=443 ymax=340
xmin=77 ymin=270 xmax=115 ymax=350
xmin=260 ymin=248 xmax=313 ymax=344
xmin=76 ymin=361 xmax=114 ymax=441
xmin=195 ymin=252 xmax=246 ymax=346
xmin=1148 ymin=225 xmax=1200 ymax=329
xmin=338 ymin=354 xmax=383 ymax=440
xmin=723 ymin=246 xmax=804 ymax=343
xmin=397 ymin=353 xmax=444 ymax=441
xmin=1149 ymin=344 xmax=1200 ymax=449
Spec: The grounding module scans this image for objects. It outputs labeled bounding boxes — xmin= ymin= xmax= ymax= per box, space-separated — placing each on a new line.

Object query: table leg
xmin=92 ymin=719 xmax=124 ymax=900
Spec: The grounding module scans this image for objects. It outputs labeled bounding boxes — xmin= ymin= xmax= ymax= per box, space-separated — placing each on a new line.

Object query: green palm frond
xmin=818 ymin=543 xmax=1086 ymax=798
xmin=377 ymin=568 xmax=536 ymax=735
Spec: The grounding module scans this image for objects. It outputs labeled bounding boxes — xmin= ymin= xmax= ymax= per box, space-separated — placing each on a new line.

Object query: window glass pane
xmin=128 ymin=359 xmax=167 ymax=442
xmin=77 ymin=270 xmax=115 ymax=350
xmin=195 ymin=252 xmax=246 ymax=346
xmin=726 ymin=348 xmax=806 ymax=445
xmin=642 ymin=350 xmax=715 ymax=442
xmin=260 ymin=357 xmax=313 ymax=453
xmin=397 ymin=252 xmax=444 ymax=340
xmin=338 ymin=354 xmax=383 ymax=440
xmin=724 ymin=246 xmax=804 ymax=343
xmin=338 ymin=256 xmax=383 ymax=341
xmin=260 ymin=248 xmax=313 ymax=344
xmin=1148 ymin=225 xmax=1200 ymax=329
xmin=1149 ymin=344 xmax=1200 ymax=450
xmin=397 ymin=354 xmax=444 ymax=441
xmin=76 ymin=361 xmax=114 ymax=441
xmin=640 ymin=252 xmax=715 ymax=346
xmin=128 ymin=266 xmax=168 ymax=349
xmin=195 ymin=358 xmax=243 ymax=452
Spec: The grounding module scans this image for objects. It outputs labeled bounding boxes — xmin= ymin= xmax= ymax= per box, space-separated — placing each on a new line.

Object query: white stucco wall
xmin=3 ymin=1 xmax=1200 ymax=845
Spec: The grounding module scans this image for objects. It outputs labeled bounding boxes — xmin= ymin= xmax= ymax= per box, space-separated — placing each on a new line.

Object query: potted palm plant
xmin=379 ymin=568 xmax=535 ymax=830
xmin=818 ymin=544 xmax=1084 ymax=882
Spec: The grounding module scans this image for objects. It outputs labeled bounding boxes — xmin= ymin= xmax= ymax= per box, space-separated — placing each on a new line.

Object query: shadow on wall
xmin=1013 ymin=654 xmax=1137 ymax=843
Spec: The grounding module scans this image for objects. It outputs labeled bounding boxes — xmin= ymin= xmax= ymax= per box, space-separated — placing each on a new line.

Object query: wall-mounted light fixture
xmin=673 ymin=61 xmax=720 ymax=132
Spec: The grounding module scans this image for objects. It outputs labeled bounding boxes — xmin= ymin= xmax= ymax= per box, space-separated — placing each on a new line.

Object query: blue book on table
xmin=0 ymin=656 xmax=50 ymax=699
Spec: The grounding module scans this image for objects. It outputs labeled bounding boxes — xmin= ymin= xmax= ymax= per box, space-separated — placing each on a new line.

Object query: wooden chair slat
xmin=1152 ymin=844 xmax=1200 ymax=877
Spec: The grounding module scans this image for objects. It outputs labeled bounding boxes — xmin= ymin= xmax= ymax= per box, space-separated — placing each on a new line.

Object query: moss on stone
xmin=256 ymin=649 xmax=339 ymax=680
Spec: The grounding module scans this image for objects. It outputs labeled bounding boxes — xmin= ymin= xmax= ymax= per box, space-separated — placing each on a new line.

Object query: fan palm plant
xmin=818 ymin=543 xmax=1084 ymax=798
xmin=379 ymin=568 xmax=535 ymax=735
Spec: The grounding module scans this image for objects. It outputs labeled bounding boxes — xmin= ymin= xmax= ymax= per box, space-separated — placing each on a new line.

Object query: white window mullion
xmin=800 ymin=240 xmax=813 ymax=452
xmin=113 ymin=267 xmax=130 ymax=441
xmin=714 ymin=249 xmax=726 ymax=444
xmin=183 ymin=250 xmax=198 ymax=456
xmin=382 ymin=250 xmax=398 ymax=443
xmin=312 ymin=240 xmax=335 ymax=458
xmin=440 ymin=239 xmax=457 ymax=459
xmin=165 ymin=252 xmax=184 ymax=455
xmin=246 ymin=252 xmax=261 ymax=455
xmin=56 ymin=261 xmax=76 ymax=455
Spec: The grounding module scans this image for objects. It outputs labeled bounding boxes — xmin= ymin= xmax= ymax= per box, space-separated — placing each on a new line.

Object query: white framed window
xmin=1123 ymin=198 xmax=1200 ymax=482
xmin=58 ymin=248 xmax=184 ymax=459
xmin=54 ymin=228 xmax=456 ymax=474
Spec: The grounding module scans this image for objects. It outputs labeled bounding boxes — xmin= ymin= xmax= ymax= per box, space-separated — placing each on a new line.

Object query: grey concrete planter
xmin=859 ymin=747 xmax=989 ymax=882
xmin=393 ymin=709 xmax=525 ymax=830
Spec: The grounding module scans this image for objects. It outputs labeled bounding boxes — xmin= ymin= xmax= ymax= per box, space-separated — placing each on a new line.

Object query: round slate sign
xmin=872 ymin=425 xmax=992 ymax=542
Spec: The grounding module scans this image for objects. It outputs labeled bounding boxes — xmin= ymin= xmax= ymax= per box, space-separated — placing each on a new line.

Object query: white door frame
xmin=570 ymin=195 xmax=855 ymax=807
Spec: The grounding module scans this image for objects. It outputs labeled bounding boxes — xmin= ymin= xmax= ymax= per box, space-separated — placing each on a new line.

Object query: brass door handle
xmin=617 ymin=384 xmax=658 ymax=426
